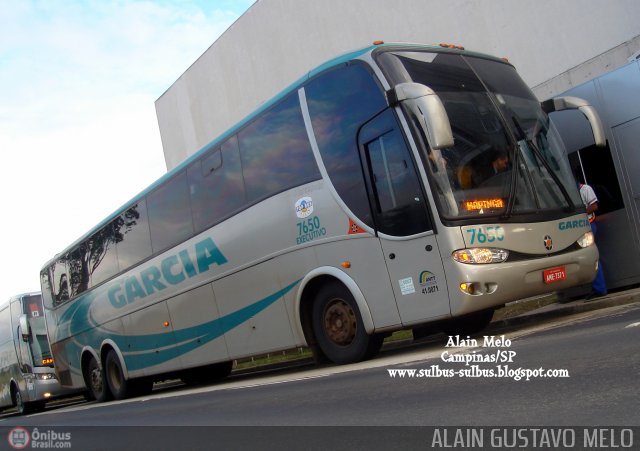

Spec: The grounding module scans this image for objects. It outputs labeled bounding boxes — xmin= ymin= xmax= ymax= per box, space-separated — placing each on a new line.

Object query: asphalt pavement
xmin=493 ymin=285 xmax=640 ymax=330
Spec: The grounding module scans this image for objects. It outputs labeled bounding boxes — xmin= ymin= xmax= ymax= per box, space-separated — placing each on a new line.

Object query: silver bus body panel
xmin=43 ymin=44 xmax=601 ymax=389
xmin=49 ymin=177 xmax=410 ymax=387
xmin=0 ymin=294 xmax=72 ymax=410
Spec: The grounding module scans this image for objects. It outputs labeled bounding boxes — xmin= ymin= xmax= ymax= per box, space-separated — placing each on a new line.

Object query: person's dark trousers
xmin=590 ymin=221 xmax=607 ymax=296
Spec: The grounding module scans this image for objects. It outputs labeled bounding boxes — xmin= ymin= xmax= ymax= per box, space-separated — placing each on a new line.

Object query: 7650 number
xmin=466 ymin=226 xmax=505 ymax=245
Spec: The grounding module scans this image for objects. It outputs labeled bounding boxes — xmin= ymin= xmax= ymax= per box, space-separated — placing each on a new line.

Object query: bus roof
xmin=41 ymin=42 xmax=505 ymax=268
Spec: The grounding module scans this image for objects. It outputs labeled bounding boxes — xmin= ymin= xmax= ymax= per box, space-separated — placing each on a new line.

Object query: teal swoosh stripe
xmin=113 ymin=279 xmax=302 ymax=371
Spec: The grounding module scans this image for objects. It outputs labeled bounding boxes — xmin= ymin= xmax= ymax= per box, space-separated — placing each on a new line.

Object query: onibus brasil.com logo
xmin=8 ymin=427 xmax=72 ymax=449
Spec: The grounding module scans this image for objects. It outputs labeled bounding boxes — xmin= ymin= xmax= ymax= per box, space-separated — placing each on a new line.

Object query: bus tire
xmin=84 ymin=355 xmax=112 ymax=402
xmin=105 ymin=349 xmax=148 ymax=400
xmin=13 ymin=388 xmax=44 ymax=415
xmin=14 ymin=389 xmax=29 ymax=415
xmin=312 ymin=281 xmax=381 ymax=364
xmin=441 ymin=309 xmax=494 ymax=336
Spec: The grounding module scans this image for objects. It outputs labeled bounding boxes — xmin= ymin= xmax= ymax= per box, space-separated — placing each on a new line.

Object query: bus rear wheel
xmin=105 ymin=350 xmax=153 ymax=400
xmin=312 ymin=281 xmax=382 ymax=364
xmin=84 ymin=355 xmax=112 ymax=402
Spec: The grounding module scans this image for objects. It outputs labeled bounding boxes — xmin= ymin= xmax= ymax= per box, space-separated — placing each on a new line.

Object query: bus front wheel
xmin=13 ymin=387 xmax=44 ymax=415
xmin=312 ymin=281 xmax=382 ymax=364
xmin=11 ymin=386 xmax=45 ymax=415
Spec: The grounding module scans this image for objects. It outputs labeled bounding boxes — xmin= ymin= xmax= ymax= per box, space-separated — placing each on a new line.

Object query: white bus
xmin=0 ymin=293 xmax=75 ymax=414
xmin=41 ymin=42 xmax=604 ymax=402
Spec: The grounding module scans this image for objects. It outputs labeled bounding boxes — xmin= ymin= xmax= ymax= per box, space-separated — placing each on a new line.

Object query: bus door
xmin=359 ymin=110 xmax=451 ymax=325
xmin=15 ymin=313 xmax=37 ymax=400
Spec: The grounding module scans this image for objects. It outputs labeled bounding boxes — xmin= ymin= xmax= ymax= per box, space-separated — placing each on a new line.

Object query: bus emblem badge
xmin=295 ymin=197 xmax=314 ymax=218
xmin=543 ymin=235 xmax=553 ymax=251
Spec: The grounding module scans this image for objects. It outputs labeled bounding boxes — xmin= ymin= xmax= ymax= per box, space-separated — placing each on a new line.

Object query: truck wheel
xmin=312 ymin=281 xmax=381 ymax=364
xmin=84 ymin=355 xmax=112 ymax=402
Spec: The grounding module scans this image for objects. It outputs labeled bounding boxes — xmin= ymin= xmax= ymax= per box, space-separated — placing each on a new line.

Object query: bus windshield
xmin=27 ymin=316 xmax=53 ymax=367
xmin=22 ymin=295 xmax=53 ymax=367
xmin=377 ymin=50 xmax=582 ymax=222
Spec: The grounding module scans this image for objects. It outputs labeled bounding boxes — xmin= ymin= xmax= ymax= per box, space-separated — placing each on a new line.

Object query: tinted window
xmin=362 ymin=110 xmax=431 ymax=235
xmin=68 ymin=244 xmax=90 ymax=297
xmin=569 ymin=143 xmax=624 ymax=215
xmin=238 ymin=92 xmax=320 ymax=202
xmin=0 ymin=308 xmax=10 ymax=342
xmin=51 ymin=260 xmax=70 ymax=306
xmin=305 ymin=63 xmax=387 ymax=227
xmin=89 ymin=222 xmax=120 ymax=287
xmin=147 ymin=171 xmax=194 ymax=253
xmin=188 ymin=136 xmax=247 ymax=232
xmin=40 ymin=271 xmax=55 ymax=309
xmin=116 ymin=201 xmax=152 ymax=270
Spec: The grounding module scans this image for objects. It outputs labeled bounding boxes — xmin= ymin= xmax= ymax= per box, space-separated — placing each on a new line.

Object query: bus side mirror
xmin=389 ymin=83 xmax=454 ymax=150
xmin=541 ymin=96 xmax=606 ymax=147
xmin=19 ymin=314 xmax=30 ymax=342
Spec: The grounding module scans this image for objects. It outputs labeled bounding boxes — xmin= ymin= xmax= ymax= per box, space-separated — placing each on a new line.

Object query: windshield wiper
xmin=511 ymin=117 xmax=577 ymax=213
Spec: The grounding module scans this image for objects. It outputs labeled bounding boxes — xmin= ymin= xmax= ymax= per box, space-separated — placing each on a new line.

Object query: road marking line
xmin=625 ymin=322 xmax=640 ymax=328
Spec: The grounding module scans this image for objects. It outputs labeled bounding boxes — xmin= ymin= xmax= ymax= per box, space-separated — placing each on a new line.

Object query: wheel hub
xmin=91 ymin=367 xmax=103 ymax=392
xmin=323 ymin=299 xmax=357 ymax=346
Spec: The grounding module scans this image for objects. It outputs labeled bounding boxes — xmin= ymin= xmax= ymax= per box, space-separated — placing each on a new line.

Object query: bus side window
xmin=89 ymin=222 xmax=120 ymax=287
xmin=116 ymin=201 xmax=152 ymax=272
xmin=305 ymin=62 xmax=388 ymax=229
xmin=360 ymin=110 xmax=432 ymax=236
xmin=40 ymin=272 xmax=55 ymax=309
xmin=68 ymin=243 xmax=90 ymax=297
xmin=0 ymin=308 xmax=10 ymax=344
xmin=147 ymin=171 xmax=195 ymax=254
xmin=51 ymin=260 xmax=70 ymax=306
xmin=238 ymin=92 xmax=320 ymax=203
xmin=188 ymin=136 xmax=247 ymax=233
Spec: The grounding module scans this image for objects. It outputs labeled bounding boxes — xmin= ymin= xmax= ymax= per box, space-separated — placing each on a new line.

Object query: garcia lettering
xmin=558 ymin=219 xmax=589 ymax=230
xmin=108 ymin=237 xmax=227 ymax=308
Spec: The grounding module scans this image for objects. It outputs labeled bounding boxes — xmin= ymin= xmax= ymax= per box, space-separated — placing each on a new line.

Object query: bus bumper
xmin=448 ymin=245 xmax=599 ymax=316
xmin=32 ymin=378 xmax=78 ymax=403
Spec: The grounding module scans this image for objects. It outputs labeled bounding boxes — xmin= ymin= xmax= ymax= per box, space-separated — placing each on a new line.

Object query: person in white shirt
xmin=579 ymin=182 xmax=607 ymax=299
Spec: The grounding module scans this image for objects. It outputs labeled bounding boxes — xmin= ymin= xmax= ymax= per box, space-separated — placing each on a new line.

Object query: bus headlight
xmin=452 ymin=248 xmax=509 ymax=264
xmin=577 ymin=231 xmax=594 ymax=248
xmin=36 ymin=373 xmax=57 ymax=381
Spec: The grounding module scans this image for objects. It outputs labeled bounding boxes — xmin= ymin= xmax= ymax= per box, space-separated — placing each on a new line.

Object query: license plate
xmin=543 ymin=266 xmax=567 ymax=284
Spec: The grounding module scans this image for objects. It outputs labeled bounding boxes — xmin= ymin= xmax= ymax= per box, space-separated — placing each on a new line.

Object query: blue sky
xmin=0 ymin=0 xmax=254 ymax=301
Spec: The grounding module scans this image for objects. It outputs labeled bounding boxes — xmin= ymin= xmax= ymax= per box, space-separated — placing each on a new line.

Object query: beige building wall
xmin=156 ymin=0 xmax=640 ymax=170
